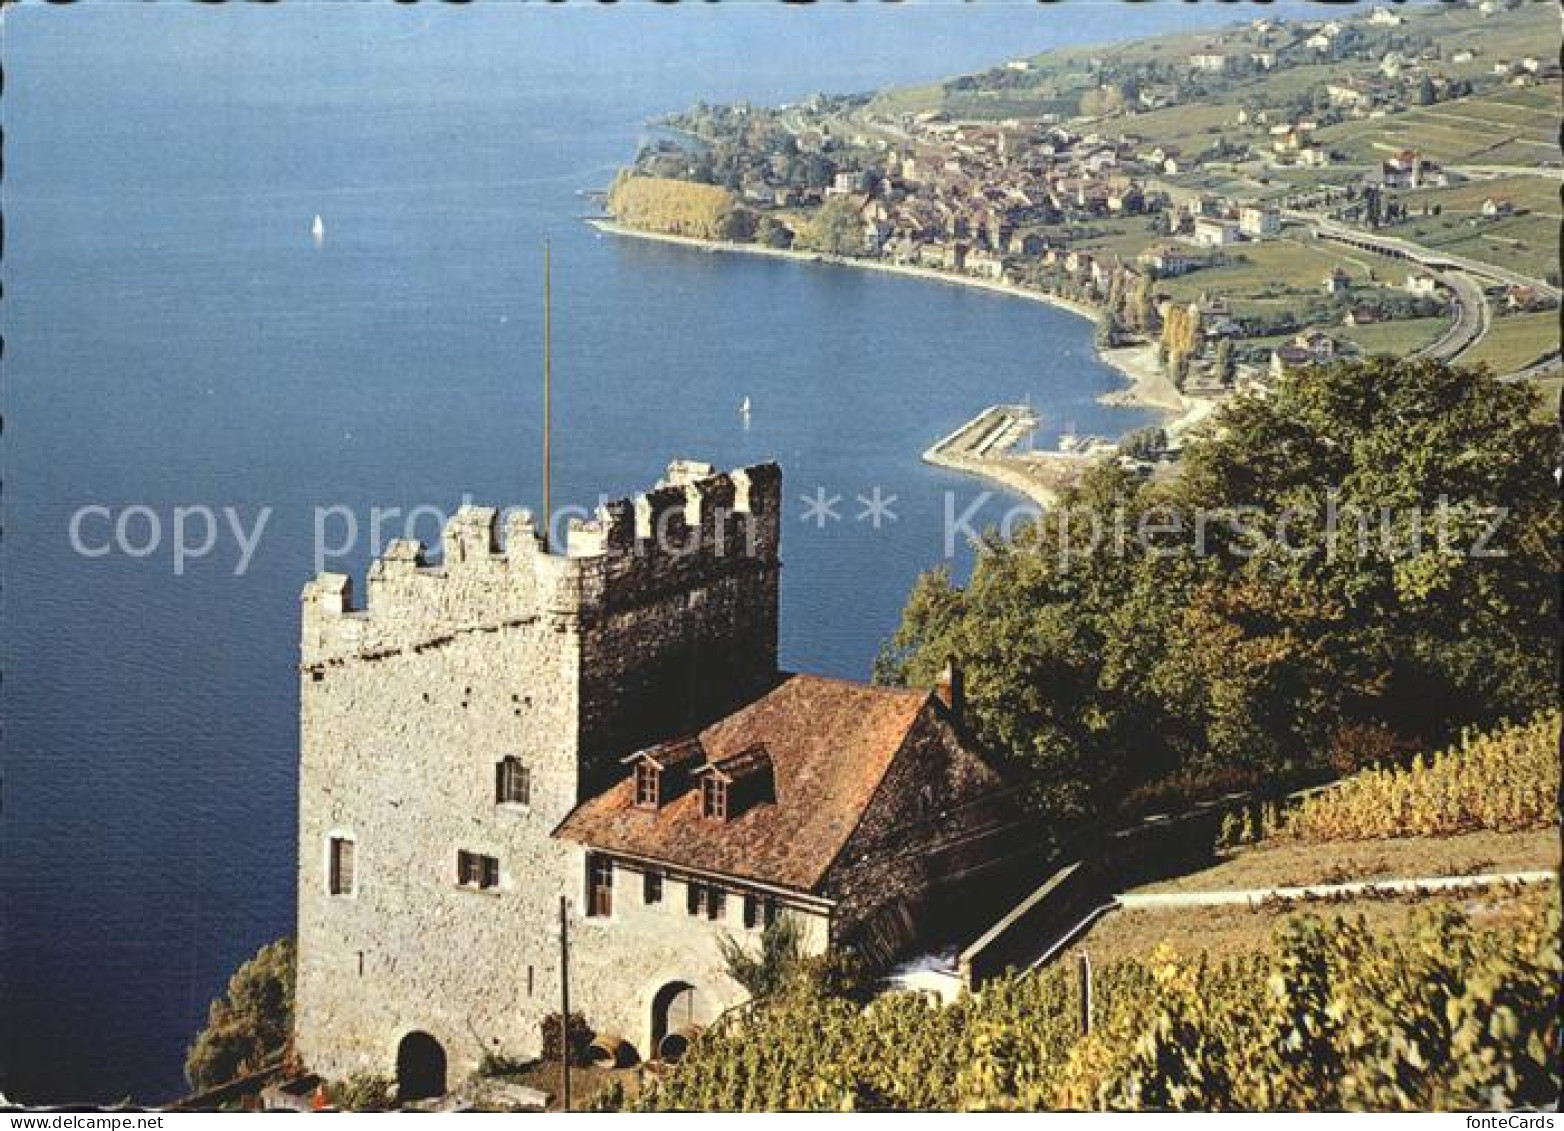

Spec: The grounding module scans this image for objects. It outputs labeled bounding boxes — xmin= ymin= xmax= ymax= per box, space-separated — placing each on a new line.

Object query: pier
xmin=924 ymin=404 xmax=1080 ymax=508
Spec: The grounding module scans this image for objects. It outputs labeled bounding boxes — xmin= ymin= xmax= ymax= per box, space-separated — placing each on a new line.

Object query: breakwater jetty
xmin=924 ymin=404 xmax=1074 ymax=508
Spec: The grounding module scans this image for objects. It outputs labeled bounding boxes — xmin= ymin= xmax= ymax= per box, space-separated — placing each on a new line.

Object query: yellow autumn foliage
xmin=607 ymin=173 xmax=744 ymax=241
xmin=1275 ymin=712 xmax=1558 ymax=842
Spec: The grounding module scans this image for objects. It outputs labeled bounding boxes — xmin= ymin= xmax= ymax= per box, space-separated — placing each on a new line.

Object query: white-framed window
xmin=458 ymin=849 xmax=500 ymax=891
xmin=635 ymin=761 xmax=661 ymax=809
xmin=495 ymin=757 xmax=531 ymax=807
xmin=587 ymin=854 xmax=614 ymax=918
xmin=701 ymin=776 xmax=729 ymax=821
xmin=328 ymin=836 xmax=356 ymax=896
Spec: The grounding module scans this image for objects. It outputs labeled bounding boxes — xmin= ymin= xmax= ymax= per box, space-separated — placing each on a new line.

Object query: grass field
xmin=1077 ymin=885 xmax=1555 ymax=967
xmin=1412 ymin=213 xmax=1560 ymax=281
xmin=1405 ymin=173 xmax=1561 ymax=217
xmin=1530 ymin=374 xmax=1562 ymax=419
xmin=1338 ymin=316 xmax=1450 ymax=357
xmin=1462 ymin=310 xmax=1560 ymax=373
xmin=1157 ymin=237 xmax=1359 ymax=305
xmin=1314 ymin=83 xmax=1558 ymax=166
xmin=1136 ymin=827 xmax=1559 ymax=896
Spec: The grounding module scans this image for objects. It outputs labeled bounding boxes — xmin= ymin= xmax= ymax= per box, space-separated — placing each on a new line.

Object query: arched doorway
xmin=396 ymin=1031 xmax=446 ymax=1103
xmin=651 ymin=981 xmax=695 ymax=1044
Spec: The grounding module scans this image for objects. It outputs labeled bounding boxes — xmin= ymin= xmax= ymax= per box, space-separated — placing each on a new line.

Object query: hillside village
xmin=612 ymin=0 xmax=1560 ymax=452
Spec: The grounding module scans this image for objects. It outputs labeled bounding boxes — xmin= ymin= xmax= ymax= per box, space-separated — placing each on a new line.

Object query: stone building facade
xmin=295 ymin=460 xmax=1021 ymax=1096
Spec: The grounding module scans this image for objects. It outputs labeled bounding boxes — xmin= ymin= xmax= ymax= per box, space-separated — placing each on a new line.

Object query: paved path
xmin=1419 ymin=268 xmax=1489 ymax=363
xmin=1117 ymin=869 xmax=1557 ymax=910
xmin=1281 ymin=212 xmax=1560 ymax=369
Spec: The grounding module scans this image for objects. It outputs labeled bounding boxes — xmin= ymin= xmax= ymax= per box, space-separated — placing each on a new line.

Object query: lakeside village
xmin=602 ymin=1 xmax=1560 ymax=495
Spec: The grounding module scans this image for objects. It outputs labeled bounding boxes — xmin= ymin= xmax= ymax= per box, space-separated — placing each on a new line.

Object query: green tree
xmin=879 ymin=358 xmax=1559 ymax=816
xmin=718 ymin=914 xmax=806 ymax=1000
xmin=799 ymin=197 xmax=866 ymax=256
xmin=185 ymin=938 xmax=295 ymax=1091
xmin=1130 ymin=273 xmax=1155 ymax=333
xmin=756 ymin=215 xmax=794 ymax=249
xmin=1214 ymin=337 xmax=1235 ymax=384
xmin=1097 ymin=311 xmax=1127 ymax=350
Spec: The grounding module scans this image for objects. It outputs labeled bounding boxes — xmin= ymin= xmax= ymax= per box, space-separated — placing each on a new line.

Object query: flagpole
xmin=543 ymin=241 xmax=552 ymax=549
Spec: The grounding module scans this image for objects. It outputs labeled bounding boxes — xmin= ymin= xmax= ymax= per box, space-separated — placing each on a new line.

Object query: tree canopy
xmin=607 ymin=173 xmax=749 ymax=242
xmin=185 ymin=937 xmax=295 ymax=1091
xmin=878 ymin=359 xmax=1559 ymax=823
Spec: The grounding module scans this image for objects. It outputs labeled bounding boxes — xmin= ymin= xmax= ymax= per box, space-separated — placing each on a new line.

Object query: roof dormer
xmin=622 ymin=737 xmax=705 ymax=811
xmin=696 ymin=744 xmax=775 ymax=822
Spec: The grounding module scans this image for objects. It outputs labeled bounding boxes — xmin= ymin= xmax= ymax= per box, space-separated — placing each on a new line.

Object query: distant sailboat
xmin=311 ymin=214 xmax=325 ymax=242
xmin=740 ymin=396 xmax=752 ymax=417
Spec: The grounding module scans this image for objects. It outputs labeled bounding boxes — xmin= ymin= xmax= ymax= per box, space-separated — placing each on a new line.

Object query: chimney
xmin=934 ymin=661 xmax=964 ymax=719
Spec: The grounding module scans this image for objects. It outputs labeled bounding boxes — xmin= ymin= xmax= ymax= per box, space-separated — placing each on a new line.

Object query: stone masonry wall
xmin=567 ymin=859 xmax=830 ymax=1059
xmin=822 ymin=703 xmax=1006 ymax=952
xmin=295 ymin=462 xmax=787 ymax=1085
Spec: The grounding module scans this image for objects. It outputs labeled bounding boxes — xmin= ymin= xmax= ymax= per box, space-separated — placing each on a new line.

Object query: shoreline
xmin=590 ymin=218 xmax=1211 ymax=504
xmin=590 ymin=219 xmax=1191 ymax=420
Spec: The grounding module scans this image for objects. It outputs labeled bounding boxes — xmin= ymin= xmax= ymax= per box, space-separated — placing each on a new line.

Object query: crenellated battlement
xmin=300 ymin=460 xmax=782 ymax=668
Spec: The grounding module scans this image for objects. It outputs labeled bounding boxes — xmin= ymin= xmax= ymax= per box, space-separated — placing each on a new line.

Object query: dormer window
xmin=635 ymin=761 xmax=661 ymax=809
xmin=622 ymin=736 xmax=704 ymax=811
xmin=701 ymin=776 xmax=729 ymax=821
xmin=696 ymin=744 xmax=773 ymax=823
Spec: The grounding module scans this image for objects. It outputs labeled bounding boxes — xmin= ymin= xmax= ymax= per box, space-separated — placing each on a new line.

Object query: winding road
xmin=1291 ymin=211 xmax=1560 ymax=372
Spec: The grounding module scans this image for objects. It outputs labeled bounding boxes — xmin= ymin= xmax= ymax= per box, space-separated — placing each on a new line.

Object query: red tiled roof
xmin=622 ymin=737 xmax=705 ymax=772
xmin=701 ymin=743 xmax=773 ymax=784
xmin=554 ymin=675 xmax=933 ymax=892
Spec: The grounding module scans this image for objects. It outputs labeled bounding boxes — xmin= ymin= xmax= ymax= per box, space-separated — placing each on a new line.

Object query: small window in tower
xmin=496 ymin=757 xmax=531 ymax=807
xmin=458 ymin=850 xmax=500 ymax=891
xmin=643 ymin=870 xmax=664 ymax=905
xmin=686 ymin=882 xmax=705 ymax=918
xmin=634 ymin=761 xmax=661 ymax=809
xmin=328 ymin=837 xmax=356 ymax=896
xmin=707 ymin=886 xmax=726 ymax=921
xmin=587 ymin=854 xmax=614 ymax=918
xmin=701 ymin=776 xmax=729 ymax=822
xmin=743 ymin=893 xmax=758 ymax=930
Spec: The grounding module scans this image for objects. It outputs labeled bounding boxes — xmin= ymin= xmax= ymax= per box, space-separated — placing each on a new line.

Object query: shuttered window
xmin=688 ymin=883 xmax=726 ymax=921
xmin=328 ymin=837 xmax=356 ymax=896
xmin=458 ymin=850 xmax=500 ymax=891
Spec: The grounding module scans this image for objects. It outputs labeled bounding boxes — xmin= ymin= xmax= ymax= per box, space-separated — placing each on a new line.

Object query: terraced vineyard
xmin=1269 ymin=712 xmax=1558 ymax=843
xmin=621 ymin=714 xmax=1561 ymax=1111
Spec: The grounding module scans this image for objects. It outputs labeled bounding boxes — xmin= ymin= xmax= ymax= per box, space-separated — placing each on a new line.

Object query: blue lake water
xmin=2 ymin=2 xmax=1271 ymax=1103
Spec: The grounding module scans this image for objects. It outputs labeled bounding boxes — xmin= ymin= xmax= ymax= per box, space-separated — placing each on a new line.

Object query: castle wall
xmin=295 ymin=463 xmax=789 ymax=1086
xmin=566 ymin=859 xmax=830 ymax=1060
xmin=575 ymin=464 xmax=782 ymax=794
xmin=295 ymin=621 xmax=585 ymax=1082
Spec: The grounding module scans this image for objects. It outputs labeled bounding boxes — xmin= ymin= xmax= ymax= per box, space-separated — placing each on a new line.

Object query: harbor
xmin=923 ymin=404 xmax=1115 ymax=509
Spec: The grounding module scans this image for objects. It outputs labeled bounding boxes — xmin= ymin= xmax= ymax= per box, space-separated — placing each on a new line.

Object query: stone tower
xmin=294 ymin=461 xmax=782 ymax=1084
